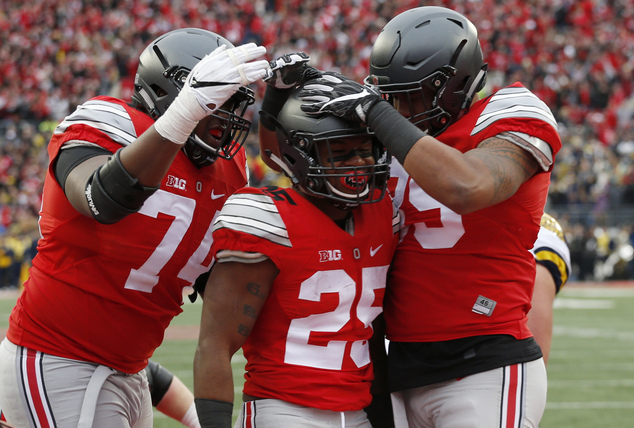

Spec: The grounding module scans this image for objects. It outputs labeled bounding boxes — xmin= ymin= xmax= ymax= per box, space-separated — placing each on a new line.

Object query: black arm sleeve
xmin=366 ymin=101 xmax=427 ymax=165
xmin=145 ymin=360 xmax=174 ymax=407
xmin=54 ymin=145 xmax=113 ymax=189
xmin=86 ymin=148 xmax=160 ymax=224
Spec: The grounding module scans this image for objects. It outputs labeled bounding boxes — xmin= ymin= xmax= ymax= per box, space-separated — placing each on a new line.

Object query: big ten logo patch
xmin=319 ymin=249 xmax=342 ymax=262
xmin=166 ymin=175 xmax=186 ymax=190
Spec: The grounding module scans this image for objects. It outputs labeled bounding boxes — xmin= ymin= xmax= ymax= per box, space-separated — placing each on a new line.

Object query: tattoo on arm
xmin=476 ymin=135 xmax=540 ymax=204
xmin=243 ymin=305 xmax=256 ymax=318
xmin=237 ymin=282 xmax=269 ymax=336
xmin=247 ymin=282 xmax=268 ymax=299
xmin=237 ymin=306 xmax=256 ymax=336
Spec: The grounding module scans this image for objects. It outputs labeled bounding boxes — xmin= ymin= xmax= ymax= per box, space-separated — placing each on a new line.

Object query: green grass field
xmin=2 ymin=283 xmax=634 ymax=427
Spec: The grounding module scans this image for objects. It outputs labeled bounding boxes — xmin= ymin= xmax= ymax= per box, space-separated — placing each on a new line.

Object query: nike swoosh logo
xmin=211 ymin=190 xmax=225 ymax=200
xmin=370 ymin=244 xmax=383 ymax=257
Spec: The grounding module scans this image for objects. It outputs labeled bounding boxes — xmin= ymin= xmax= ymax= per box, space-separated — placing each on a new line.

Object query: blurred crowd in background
xmin=1 ymin=0 xmax=633 ymax=288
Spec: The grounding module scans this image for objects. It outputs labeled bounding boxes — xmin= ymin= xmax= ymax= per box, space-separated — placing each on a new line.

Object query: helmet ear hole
xmin=151 ymin=85 xmax=168 ymax=98
xmin=282 ymin=153 xmax=297 ymax=167
xmin=455 ymin=76 xmax=470 ymax=94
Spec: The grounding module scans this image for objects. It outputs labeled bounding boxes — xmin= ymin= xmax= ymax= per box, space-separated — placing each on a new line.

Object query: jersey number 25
xmin=284 ymin=266 xmax=388 ymax=370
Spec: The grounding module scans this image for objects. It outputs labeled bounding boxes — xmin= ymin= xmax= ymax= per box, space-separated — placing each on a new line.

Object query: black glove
xmin=298 ymin=72 xmax=383 ymax=123
xmin=260 ymin=52 xmax=322 ymax=131
xmin=263 ymin=52 xmax=322 ymax=89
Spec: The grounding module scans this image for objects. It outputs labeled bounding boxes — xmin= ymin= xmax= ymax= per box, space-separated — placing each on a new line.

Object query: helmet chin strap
xmin=461 ymin=67 xmax=488 ymax=110
xmin=267 ymin=151 xmax=296 ymax=182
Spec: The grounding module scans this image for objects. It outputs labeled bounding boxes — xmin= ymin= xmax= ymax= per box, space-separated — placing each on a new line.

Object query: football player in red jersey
xmin=528 ymin=213 xmax=572 ymax=365
xmin=193 ymin=73 xmax=399 ymax=427
xmin=299 ymin=6 xmax=561 ymax=427
xmin=0 ymin=29 xmax=268 ymax=427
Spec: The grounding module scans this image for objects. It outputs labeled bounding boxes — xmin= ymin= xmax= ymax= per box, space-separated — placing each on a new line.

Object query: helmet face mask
xmin=298 ymin=132 xmax=389 ymax=206
xmin=132 ymin=28 xmax=255 ymax=168
xmin=272 ymin=91 xmax=390 ymax=207
xmin=179 ymin=86 xmax=255 ymax=168
xmin=371 ymin=66 xmax=456 ymax=134
xmin=364 ymin=6 xmax=487 ymax=136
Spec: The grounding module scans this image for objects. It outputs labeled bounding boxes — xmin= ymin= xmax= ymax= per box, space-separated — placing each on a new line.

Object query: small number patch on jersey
xmin=472 ymin=295 xmax=497 ymax=316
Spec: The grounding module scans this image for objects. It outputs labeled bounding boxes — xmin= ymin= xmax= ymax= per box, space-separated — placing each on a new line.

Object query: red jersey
xmin=8 ymin=96 xmax=248 ymax=373
xmin=210 ymin=186 xmax=399 ymax=411
xmin=385 ymin=83 xmax=562 ymax=343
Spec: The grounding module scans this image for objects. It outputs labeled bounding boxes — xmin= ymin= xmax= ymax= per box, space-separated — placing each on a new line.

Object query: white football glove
xmin=154 ymin=43 xmax=268 ymax=145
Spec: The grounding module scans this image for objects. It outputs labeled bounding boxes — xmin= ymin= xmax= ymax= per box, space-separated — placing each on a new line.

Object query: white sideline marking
xmin=554 ymin=298 xmax=614 ymax=309
xmin=549 ymin=379 xmax=634 ymax=388
xmin=562 ymin=288 xmax=634 ymax=298
xmin=554 ymin=326 xmax=634 ymax=341
xmin=547 ymin=402 xmax=634 ymax=410
xmin=551 ymin=349 xmax=634 ymax=359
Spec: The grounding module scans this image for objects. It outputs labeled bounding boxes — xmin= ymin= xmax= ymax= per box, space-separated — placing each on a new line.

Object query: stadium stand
xmin=0 ymin=0 xmax=633 ymax=285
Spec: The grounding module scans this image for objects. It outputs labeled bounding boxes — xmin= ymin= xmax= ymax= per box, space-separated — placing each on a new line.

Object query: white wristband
xmin=153 ymin=88 xmax=207 ymax=146
xmin=181 ymin=402 xmax=201 ymax=428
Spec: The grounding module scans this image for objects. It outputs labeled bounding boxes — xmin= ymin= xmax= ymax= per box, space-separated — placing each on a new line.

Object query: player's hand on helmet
xmin=186 ymin=43 xmax=268 ymax=115
xmin=154 ymin=43 xmax=268 ymax=145
xmin=299 ymin=72 xmax=382 ymax=123
xmin=264 ymin=52 xmax=322 ymax=89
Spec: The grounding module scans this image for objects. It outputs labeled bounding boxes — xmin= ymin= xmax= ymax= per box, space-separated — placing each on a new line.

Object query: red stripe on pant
xmin=25 ymin=348 xmax=53 ymax=428
xmin=505 ymin=364 xmax=519 ymax=428
xmin=244 ymin=401 xmax=255 ymax=428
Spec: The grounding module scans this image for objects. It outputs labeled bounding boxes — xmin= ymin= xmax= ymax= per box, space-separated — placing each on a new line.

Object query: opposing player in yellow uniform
xmin=528 ymin=213 xmax=572 ymax=364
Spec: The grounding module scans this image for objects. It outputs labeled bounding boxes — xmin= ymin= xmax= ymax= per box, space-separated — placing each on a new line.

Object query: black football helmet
xmin=364 ymin=7 xmax=488 ymax=136
xmin=270 ymin=89 xmax=389 ymax=207
xmin=131 ymin=28 xmax=255 ymax=168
